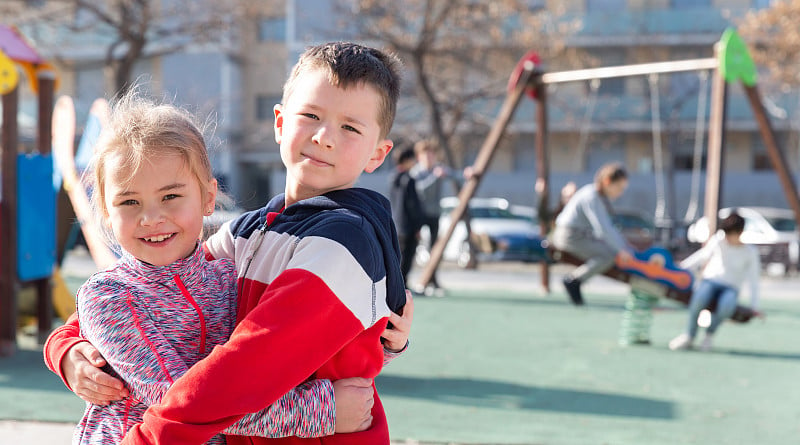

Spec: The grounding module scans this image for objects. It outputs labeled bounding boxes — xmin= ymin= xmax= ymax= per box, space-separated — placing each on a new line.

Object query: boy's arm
xmin=43 ymin=311 xmax=130 ymax=404
xmin=43 ymin=311 xmax=83 ymax=388
xmin=85 ymin=277 xmax=337 ymax=439
xmin=122 ymin=264 xmax=381 ymax=444
xmin=381 ymin=291 xmax=413 ymax=366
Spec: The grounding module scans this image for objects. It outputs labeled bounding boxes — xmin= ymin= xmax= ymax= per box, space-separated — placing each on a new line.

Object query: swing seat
xmin=547 ymin=247 xmax=756 ymax=323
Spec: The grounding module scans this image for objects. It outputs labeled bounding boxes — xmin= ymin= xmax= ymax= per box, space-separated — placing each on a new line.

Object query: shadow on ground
xmin=376 ymin=374 xmax=674 ymax=419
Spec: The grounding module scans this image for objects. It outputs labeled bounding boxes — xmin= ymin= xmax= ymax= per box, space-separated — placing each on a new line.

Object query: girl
xmin=550 ymin=162 xmax=634 ymax=305
xmin=669 ymin=211 xmax=761 ymax=351
xmin=69 ymin=91 xmax=383 ymax=444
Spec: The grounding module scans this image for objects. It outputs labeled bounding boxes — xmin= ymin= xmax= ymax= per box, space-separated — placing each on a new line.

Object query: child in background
xmin=112 ymin=41 xmax=408 ymax=444
xmin=669 ymin=211 xmax=762 ymax=351
xmin=66 ymin=90 xmax=380 ymax=444
xmin=550 ymin=162 xmax=634 ymax=305
xmin=389 ymin=146 xmax=425 ymax=286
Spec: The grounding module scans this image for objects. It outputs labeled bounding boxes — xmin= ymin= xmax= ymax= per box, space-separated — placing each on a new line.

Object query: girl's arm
xmin=582 ymin=193 xmax=628 ymax=252
xmin=679 ymin=232 xmax=720 ymax=271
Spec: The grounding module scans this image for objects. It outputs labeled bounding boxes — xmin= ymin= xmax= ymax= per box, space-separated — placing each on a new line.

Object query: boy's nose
xmin=311 ymin=125 xmax=333 ymax=148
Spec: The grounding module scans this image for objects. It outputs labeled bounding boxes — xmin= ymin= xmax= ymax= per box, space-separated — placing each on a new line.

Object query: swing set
xmin=417 ymin=28 xmax=800 ymax=313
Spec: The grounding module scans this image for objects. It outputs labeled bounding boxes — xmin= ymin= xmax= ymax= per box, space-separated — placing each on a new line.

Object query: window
xmin=752 ymin=132 xmax=788 ymax=171
xmin=671 ymin=0 xmax=710 ymax=8
xmin=258 ymin=17 xmax=286 ymax=42
xmin=256 ymin=95 xmax=279 ymax=121
xmin=585 ymin=49 xmax=626 ymax=96
xmin=586 ymin=0 xmax=626 ymax=12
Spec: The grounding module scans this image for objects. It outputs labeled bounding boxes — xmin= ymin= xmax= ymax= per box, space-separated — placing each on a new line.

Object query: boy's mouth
xmin=142 ymin=233 xmax=175 ymax=243
xmin=302 ymin=153 xmax=332 ymax=167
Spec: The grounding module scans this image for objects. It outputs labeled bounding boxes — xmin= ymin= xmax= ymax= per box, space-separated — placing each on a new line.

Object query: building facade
xmin=11 ymin=0 xmax=799 ymax=224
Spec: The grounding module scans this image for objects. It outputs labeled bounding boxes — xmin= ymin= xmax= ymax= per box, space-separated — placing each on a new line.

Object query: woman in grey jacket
xmin=550 ymin=162 xmax=634 ymax=305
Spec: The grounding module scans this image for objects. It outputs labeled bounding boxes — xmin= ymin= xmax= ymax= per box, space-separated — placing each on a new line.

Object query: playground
xmin=2 ymin=258 xmax=800 ymax=444
xmin=1 ymin=23 xmax=799 ymax=444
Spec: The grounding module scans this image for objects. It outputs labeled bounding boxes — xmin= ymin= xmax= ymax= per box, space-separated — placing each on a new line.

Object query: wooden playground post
xmin=34 ymin=71 xmax=56 ymax=343
xmin=0 ymin=86 xmax=19 ymax=356
xmin=703 ymin=43 xmax=728 ymax=237
xmin=416 ymin=62 xmax=539 ymax=288
xmin=534 ymin=82 xmax=550 ymax=292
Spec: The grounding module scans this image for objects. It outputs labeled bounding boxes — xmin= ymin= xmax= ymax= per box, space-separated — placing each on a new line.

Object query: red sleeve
xmin=42 ymin=311 xmax=86 ymax=391
xmin=121 ymin=269 xmax=365 ymax=445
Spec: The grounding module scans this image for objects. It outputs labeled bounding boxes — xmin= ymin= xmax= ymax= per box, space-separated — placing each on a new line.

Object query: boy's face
xmin=274 ymin=68 xmax=392 ymax=204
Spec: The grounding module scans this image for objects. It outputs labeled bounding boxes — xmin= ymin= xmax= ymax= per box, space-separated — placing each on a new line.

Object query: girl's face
xmin=604 ymin=178 xmax=628 ymax=200
xmin=103 ymin=152 xmax=217 ymax=266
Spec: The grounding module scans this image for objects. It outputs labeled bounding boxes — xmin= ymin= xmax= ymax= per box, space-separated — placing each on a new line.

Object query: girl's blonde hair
xmin=89 ymin=89 xmax=214 ymax=249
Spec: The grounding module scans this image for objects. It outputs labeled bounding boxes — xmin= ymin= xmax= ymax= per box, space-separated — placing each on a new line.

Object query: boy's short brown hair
xmin=281 ymin=41 xmax=402 ymax=139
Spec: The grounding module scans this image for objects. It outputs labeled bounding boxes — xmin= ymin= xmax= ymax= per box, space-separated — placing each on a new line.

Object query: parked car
xmin=416 ymin=197 xmax=547 ymax=269
xmin=613 ymin=209 xmax=656 ymax=251
xmin=686 ymin=206 xmax=799 ymax=275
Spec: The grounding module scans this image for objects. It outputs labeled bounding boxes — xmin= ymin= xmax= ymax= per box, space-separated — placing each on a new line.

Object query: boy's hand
xmin=382 ymin=290 xmax=414 ymax=352
xmin=333 ymin=377 xmax=374 ymax=433
xmin=63 ymin=341 xmax=128 ymax=405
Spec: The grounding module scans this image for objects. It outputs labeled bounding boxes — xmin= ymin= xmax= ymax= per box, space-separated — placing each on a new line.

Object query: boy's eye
xmin=300 ymin=112 xmax=319 ymax=120
xmin=342 ymin=124 xmax=361 ymax=134
xmin=120 ymin=199 xmax=138 ymax=206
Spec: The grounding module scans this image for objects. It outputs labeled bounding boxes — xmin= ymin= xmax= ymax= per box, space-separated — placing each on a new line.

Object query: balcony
xmin=568 ymin=7 xmax=749 ymax=47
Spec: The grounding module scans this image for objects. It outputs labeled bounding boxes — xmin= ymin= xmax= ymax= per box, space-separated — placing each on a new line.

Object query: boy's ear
xmin=364 ymin=138 xmax=393 ymax=173
xmin=273 ymin=104 xmax=284 ymax=144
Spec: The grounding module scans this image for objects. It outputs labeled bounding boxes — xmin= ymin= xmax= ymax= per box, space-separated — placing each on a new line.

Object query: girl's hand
xmin=617 ymin=250 xmax=634 ymax=265
xmin=381 ymin=290 xmax=414 ymax=352
xmin=333 ymin=377 xmax=374 ymax=433
xmin=62 ymin=341 xmax=128 ymax=405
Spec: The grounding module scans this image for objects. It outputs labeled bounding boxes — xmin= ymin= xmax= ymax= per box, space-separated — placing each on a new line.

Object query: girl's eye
xmin=120 ymin=199 xmax=138 ymax=206
xmin=342 ymin=124 xmax=361 ymax=134
xmin=163 ymin=194 xmax=180 ymax=201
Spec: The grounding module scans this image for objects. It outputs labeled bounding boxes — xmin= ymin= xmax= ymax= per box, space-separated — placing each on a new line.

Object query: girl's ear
xmin=204 ymin=178 xmax=218 ymax=215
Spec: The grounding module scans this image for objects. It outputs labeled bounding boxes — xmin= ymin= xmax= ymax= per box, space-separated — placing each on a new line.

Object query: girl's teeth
xmin=144 ymin=234 xmax=173 ymax=242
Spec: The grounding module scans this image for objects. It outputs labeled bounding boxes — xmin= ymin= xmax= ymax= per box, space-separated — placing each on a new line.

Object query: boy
xmin=46 ymin=42 xmax=408 ymax=444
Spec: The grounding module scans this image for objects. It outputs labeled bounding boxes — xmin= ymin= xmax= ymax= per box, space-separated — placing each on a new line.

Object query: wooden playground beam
xmin=743 ymin=84 xmax=800 ymax=227
xmin=416 ymin=62 xmax=539 ymax=288
xmin=540 ymin=58 xmax=718 ymax=84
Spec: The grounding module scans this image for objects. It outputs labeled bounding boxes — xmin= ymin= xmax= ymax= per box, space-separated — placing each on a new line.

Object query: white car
xmin=415 ymin=197 xmax=546 ymax=269
xmin=686 ymin=206 xmax=799 ymax=275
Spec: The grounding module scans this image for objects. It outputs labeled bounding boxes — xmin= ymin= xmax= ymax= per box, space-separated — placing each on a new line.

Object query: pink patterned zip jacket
xmin=72 ymin=244 xmax=334 ymax=444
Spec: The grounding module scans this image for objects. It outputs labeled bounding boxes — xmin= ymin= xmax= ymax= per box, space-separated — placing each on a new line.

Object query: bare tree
xmin=738 ymin=0 xmax=800 ymax=88
xmin=3 ymin=0 xmax=272 ymax=95
xmin=334 ymin=0 xmax=579 ymax=169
